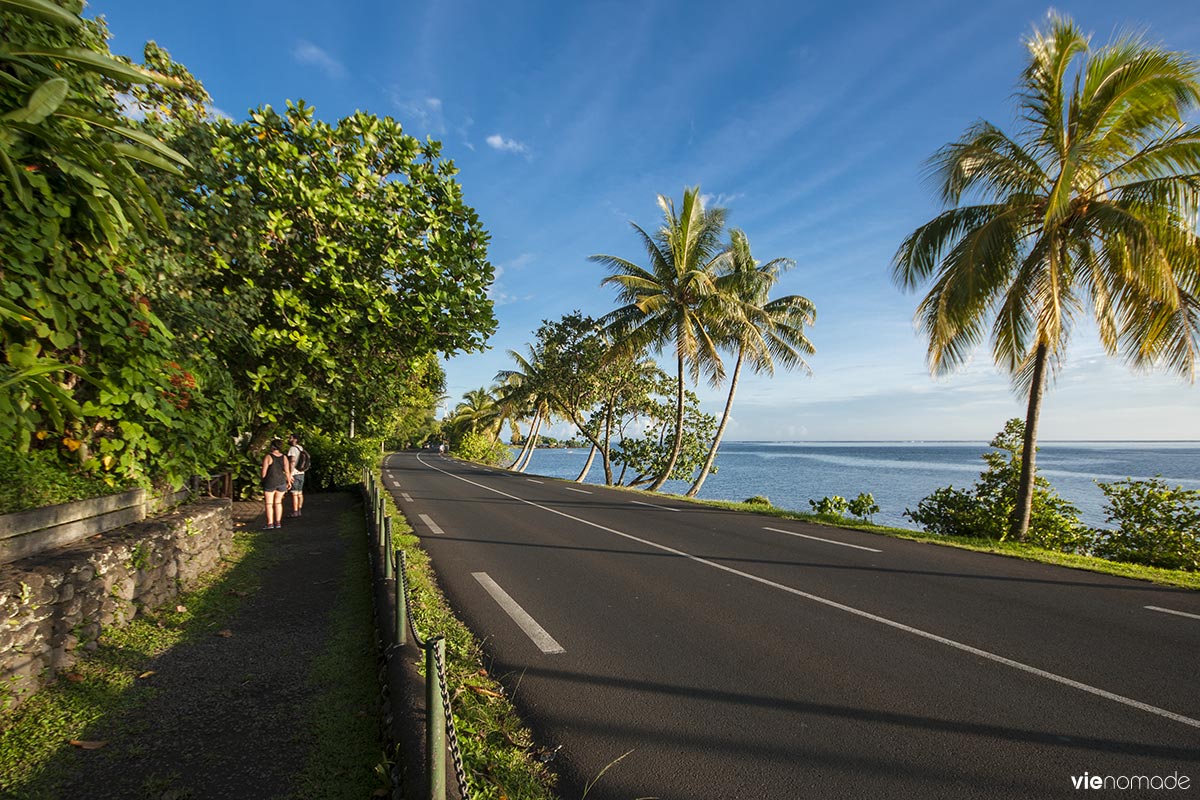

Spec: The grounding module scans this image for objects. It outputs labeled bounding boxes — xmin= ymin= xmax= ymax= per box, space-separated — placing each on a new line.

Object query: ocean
xmin=508 ymin=441 xmax=1200 ymax=530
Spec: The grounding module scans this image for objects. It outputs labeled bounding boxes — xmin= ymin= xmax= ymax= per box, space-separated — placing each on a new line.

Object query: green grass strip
xmin=686 ymin=497 xmax=1200 ymax=591
xmin=374 ymin=466 xmax=558 ymax=800
xmin=290 ymin=505 xmax=387 ymax=799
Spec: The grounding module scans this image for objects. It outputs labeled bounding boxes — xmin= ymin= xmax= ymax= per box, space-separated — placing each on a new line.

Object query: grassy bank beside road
xmin=696 ymin=497 xmax=1200 ymax=591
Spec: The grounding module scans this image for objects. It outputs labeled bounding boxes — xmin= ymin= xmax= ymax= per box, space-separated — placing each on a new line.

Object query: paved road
xmin=383 ymin=451 xmax=1200 ymax=799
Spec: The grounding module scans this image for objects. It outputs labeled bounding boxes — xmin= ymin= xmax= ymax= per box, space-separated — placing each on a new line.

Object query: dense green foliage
xmin=1093 ymin=478 xmax=1200 ymax=571
xmin=0 ymin=2 xmax=494 ymax=510
xmin=893 ymin=15 xmax=1200 ymax=541
xmin=452 ymin=430 xmax=512 ymax=467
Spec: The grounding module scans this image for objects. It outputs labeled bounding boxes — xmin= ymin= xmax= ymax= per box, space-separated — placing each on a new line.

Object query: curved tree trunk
xmin=516 ymin=412 xmax=544 ymax=473
xmin=601 ymin=405 xmax=615 ymax=485
xmin=575 ymin=443 xmax=597 ymax=482
xmin=509 ymin=410 xmax=540 ymax=470
xmin=648 ymin=350 xmax=686 ymax=492
xmin=1011 ymin=341 xmax=1049 ymax=542
xmin=687 ymin=348 xmax=744 ymax=497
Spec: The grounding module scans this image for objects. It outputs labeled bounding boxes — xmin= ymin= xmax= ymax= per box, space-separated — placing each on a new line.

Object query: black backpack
xmin=294 ymin=447 xmax=311 ymax=472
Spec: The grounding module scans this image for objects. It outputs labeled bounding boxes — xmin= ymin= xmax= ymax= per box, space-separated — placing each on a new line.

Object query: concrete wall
xmin=0 ymin=499 xmax=233 ymax=712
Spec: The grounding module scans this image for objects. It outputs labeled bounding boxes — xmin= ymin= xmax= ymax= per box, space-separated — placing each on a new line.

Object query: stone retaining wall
xmin=0 ymin=498 xmax=233 ymax=712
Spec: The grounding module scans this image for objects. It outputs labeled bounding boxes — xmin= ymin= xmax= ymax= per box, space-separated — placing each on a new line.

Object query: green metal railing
xmin=364 ymin=469 xmax=470 ymax=800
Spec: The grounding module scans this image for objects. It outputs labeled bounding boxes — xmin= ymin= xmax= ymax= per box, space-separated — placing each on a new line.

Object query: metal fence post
xmin=383 ymin=517 xmax=394 ymax=581
xmin=427 ymin=637 xmax=447 ymax=800
xmin=394 ymin=550 xmax=407 ymax=646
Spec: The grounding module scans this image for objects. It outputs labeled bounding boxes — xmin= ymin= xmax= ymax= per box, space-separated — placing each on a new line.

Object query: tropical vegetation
xmin=0 ymin=1 xmax=495 ymax=511
xmin=907 ymin=419 xmax=1200 ymax=571
xmin=893 ymin=14 xmax=1200 ymax=543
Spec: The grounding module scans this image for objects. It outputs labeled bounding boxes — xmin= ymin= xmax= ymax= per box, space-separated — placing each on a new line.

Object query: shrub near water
xmin=453 ymin=431 xmax=513 ymax=467
xmin=904 ymin=420 xmax=1088 ymax=551
xmin=1093 ymin=478 xmax=1200 ymax=572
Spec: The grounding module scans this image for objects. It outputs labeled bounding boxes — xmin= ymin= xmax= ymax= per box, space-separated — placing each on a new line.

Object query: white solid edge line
xmin=473 ymin=572 xmax=565 ymax=654
xmin=417 ymin=513 xmax=444 ymax=535
xmin=763 ymin=526 xmax=882 ymax=553
xmin=527 ymin=479 xmax=544 ymax=484
xmin=564 ymin=487 xmax=592 ymax=495
xmin=630 ymin=500 xmax=680 ymax=512
xmin=1145 ymin=605 xmax=1200 ymax=621
xmin=415 ymin=453 xmax=1200 ymax=730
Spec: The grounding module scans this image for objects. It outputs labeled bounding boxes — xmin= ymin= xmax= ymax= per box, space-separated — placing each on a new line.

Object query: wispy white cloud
xmin=293 ymin=40 xmax=347 ymax=79
xmin=390 ymin=95 xmax=447 ymax=135
xmin=700 ymin=192 xmax=745 ymax=208
xmin=486 ymin=133 xmax=530 ymax=156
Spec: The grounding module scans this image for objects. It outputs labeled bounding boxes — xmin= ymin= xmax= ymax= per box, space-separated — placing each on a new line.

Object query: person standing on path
xmin=260 ymin=438 xmax=292 ymax=529
xmin=287 ymin=433 xmax=308 ymax=517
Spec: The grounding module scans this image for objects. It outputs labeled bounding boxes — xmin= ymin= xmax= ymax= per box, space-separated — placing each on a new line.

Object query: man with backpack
xmin=287 ymin=433 xmax=311 ymax=517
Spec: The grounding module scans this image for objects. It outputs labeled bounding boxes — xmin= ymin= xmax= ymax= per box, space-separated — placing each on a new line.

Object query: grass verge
xmin=290 ymin=504 xmax=386 ymax=800
xmin=374 ymin=466 xmax=558 ymax=800
xmin=670 ymin=496 xmax=1200 ymax=591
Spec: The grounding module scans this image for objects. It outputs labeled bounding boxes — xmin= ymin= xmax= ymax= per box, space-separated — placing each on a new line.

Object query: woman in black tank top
xmin=260 ymin=439 xmax=292 ymax=529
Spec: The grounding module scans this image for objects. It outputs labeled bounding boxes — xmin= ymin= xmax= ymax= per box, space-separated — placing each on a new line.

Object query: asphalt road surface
xmin=383 ymin=451 xmax=1200 ymax=800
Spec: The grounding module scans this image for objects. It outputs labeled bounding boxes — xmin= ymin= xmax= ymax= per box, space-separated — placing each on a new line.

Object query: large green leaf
xmin=9 ymin=47 xmax=183 ymax=88
xmin=0 ymin=147 xmax=32 ymax=209
xmin=0 ymin=0 xmax=83 ymax=29
xmin=54 ymin=107 xmax=192 ymax=168
xmin=1 ymin=77 xmax=69 ymax=124
xmin=114 ymin=155 xmax=170 ymax=231
xmin=111 ymin=141 xmax=185 ymax=176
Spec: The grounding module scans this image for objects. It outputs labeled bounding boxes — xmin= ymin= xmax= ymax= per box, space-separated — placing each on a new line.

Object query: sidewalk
xmin=19 ymin=492 xmax=379 ymax=800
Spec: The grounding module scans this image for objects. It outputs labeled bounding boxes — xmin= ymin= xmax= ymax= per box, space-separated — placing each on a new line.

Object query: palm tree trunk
xmin=575 ymin=443 xmax=597 ymax=482
xmin=1011 ymin=341 xmax=1048 ymax=541
xmin=601 ymin=406 xmax=615 ymax=485
xmin=687 ymin=348 xmax=744 ymax=497
xmin=648 ymin=350 xmax=686 ymax=492
xmin=517 ymin=412 xmax=544 ymax=473
xmin=510 ymin=410 xmax=539 ymax=470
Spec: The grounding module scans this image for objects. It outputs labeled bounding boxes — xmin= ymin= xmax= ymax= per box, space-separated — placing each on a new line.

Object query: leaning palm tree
xmin=495 ymin=346 xmax=555 ymax=473
xmin=449 ymin=388 xmax=501 ymax=437
xmin=591 ymin=186 xmax=735 ymax=491
xmin=687 ymin=230 xmax=816 ymax=496
xmin=893 ymin=14 xmax=1200 ymax=542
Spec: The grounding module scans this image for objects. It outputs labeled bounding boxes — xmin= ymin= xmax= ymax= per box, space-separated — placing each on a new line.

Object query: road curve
xmin=383 ymin=451 xmax=1200 ymax=800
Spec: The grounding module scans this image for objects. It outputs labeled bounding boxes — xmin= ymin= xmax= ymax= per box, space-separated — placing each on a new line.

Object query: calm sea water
xmin=510 ymin=441 xmax=1200 ymax=530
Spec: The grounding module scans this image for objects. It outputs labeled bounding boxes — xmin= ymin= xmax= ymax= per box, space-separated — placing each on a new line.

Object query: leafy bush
xmin=0 ymin=444 xmax=130 ymax=515
xmin=848 ymin=492 xmax=881 ymax=522
xmin=453 ymin=432 xmax=513 ymax=467
xmin=302 ymin=433 xmax=384 ymax=491
xmin=744 ymin=495 xmax=772 ymax=507
xmin=905 ymin=419 xmax=1087 ymax=550
xmin=1093 ymin=477 xmax=1200 ymax=571
xmin=809 ymin=495 xmax=849 ymax=517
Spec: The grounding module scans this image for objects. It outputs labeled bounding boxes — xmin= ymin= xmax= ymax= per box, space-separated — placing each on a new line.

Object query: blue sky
xmin=91 ymin=0 xmax=1200 ymax=440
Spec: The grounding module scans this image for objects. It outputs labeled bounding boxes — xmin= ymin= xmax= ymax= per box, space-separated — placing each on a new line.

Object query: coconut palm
xmin=591 ymin=186 xmax=735 ymax=491
xmin=687 ymin=230 xmax=815 ymax=497
xmin=893 ymin=14 xmax=1200 ymax=541
xmin=495 ymin=346 xmax=555 ymax=473
xmin=448 ymin=387 xmax=501 ymax=438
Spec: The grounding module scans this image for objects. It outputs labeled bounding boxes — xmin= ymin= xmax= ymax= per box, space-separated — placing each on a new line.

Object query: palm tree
xmin=687 ymin=230 xmax=815 ymax=496
xmin=495 ymin=346 xmax=555 ymax=473
xmin=893 ymin=14 xmax=1200 ymax=541
xmin=449 ymin=388 xmax=501 ymax=438
xmin=591 ymin=186 xmax=735 ymax=491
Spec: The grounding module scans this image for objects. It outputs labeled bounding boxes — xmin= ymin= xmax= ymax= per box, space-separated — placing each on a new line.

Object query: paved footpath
xmin=28 ymin=493 xmax=372 ymax=800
